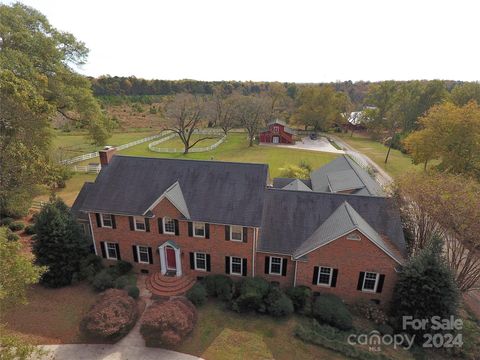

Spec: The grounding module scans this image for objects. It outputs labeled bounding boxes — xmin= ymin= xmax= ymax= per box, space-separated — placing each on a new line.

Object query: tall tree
xmin=206 ymin=86 xmax=237 ymax=134
xmin=32 ymin=198 xmax=90 ymax=287
xmin=232 ymin=95 xmax=268 ymax=147
xmin=0 ymin=3 xmax=111 ymax=216
xmin=451 ymin=82 xmax=480 ymax=106
xmin=403 ymin=101 xmax=480 ymax=177
xmin=164 ymin=93 xmax=212 ymax=154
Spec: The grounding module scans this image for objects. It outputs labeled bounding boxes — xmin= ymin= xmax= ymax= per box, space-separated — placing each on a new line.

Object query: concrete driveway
xmin=262 ymin=137 xmax=345 ymax=154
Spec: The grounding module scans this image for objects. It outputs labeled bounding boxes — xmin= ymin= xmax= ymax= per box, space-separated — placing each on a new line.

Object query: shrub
xmin=0 ymin=217 xmax=14 ymax=226
xmin=232 ymin=277 xmax=270 ymax=313
xmin=376 ymin=323 xmax=394 ymax=336
xmin=115 ymin=260 xmax=133 ymax=275
xmin=6 ymin=230 xmax=19 ymax=242
xmin=80 ymin=289 xmax=138 ymax=341
xmin=9 ymin=221 xmax=25 ymax=232
xmin=286 ymin=286 xmax=312 ymax=313
xmin=187 ymin=283 xmax=207 ymax=306
xmin=78 ymin=254 xmax=104 ymax=281
xmin=114 ymin=275 xmax=131 ymax=289
xmin=352 ymin=299 xmax=388 ymax=325
xmin=92 ymin=269 xmax=115 ymax=291
xmin=24 ymin=224 xmax=36 ymax=235
xmin=265 ymin=286 xmax=294 ymax=317
xmin=126 ymin=285 xmax=140 ymax=299
xmin=140 ymin=298 xmax=197 ymax=347
xmin=203 ymin=275 xmax=233 ymax=301
xmin=312 ymin=294 xmax=353 ymax=330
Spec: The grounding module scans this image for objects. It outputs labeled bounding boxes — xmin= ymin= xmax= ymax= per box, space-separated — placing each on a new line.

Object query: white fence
xmin=73 ymin=164 xmax=102 ymax=173
xmin=59 ymin=133 xmax=169 ymax=165
xmin=148 ymin=130 xmax=226 ymax=153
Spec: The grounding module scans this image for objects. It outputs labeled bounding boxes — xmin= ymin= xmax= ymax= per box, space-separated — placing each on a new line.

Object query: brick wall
xmin=255 ymin=252 xmax=295 ymax=287
xmin=90 ymin=198 xmax=255 ymax=279
xmin=295 ymin=230 xmax=399 ymax=306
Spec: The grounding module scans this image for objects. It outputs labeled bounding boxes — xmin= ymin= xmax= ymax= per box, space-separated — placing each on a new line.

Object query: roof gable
xmin=283 ymin=179 xmax=312 ymax=192
xmin=326 ymin=169 xmax=365 ymax=192
xmin=144 ymin=181 xmax=190 ymax=219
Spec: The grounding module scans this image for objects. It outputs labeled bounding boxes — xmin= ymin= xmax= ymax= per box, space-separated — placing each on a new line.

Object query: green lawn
xmin=333 ymin=132 xmax=425 ymax=179
xmin=154 ymin=133 xmax=223 ymax=149
xmin=174 ymin=300 xmax=344 ymax=360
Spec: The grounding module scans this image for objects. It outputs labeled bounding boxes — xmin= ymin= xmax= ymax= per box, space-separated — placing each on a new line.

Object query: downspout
xmin=252 ymin=227 xmax=257 ymax=277
xmin=88 ymin=213 xmax=98 ymax=256
xmin=293 ymin=259 xmax=298 ymax=287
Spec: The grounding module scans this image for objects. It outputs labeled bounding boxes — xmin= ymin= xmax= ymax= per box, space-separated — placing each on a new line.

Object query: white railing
xmin=148 ymin=129 xmax=226 ymax=153
xmin=73 ymin=164 xmax=102 ymax=173
xmin=59 ymin=133 xmax=170 ymax=165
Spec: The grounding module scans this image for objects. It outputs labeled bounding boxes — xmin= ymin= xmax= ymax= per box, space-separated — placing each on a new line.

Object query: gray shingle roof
xmin=272 ymin=178 xmax=312 ymax=189
xmin=258 ymin=188 xmax=406 ymax=257
xmin=79 ymin=156 xmax=268 ymax=227
xmin=282 ymin=179 xmax=312 ymax=192
xmin=293 ymin=202 xmax=403 ymax=263
xmin=71 ymin=182 xmax=94 ymax=221
xmin=310 ymin=155 xmax=384 ymax=196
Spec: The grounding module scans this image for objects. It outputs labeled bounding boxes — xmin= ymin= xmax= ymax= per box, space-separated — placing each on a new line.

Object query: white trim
xmin=193 ymin=222 xmax=206 ymax=238
xmin=143 ymin=181 xmax=190 ymax=219
xmin=294 ymin=227 xmax=404 ymax=265
xmin=252 ymin=228 xmax=258 ymax=277
xmin=134 ymin=216 xmax=146 ymax=232
xmin=293 ymin=260 xmax=298 ymax=287
xmin=317 ymin=266 xmax=333 ymax=287
xmin=230 ymin=256 xmax=243 ymax=276
xmin=105 ymin=242 xmax=118 ymax=260
xmin=269 ymin=256 xmax=283 ymax=275
xmin=230 ymin=225 xmax=243 ymax=242
xmin=194 ymin=252 xmax=207 ymax=271
xmin=162 ymin=217 xmax=176 ymax=235
xmin=88 ymin=213 xmax=98 ymax=256
xmin=362 ymin=271 xmax=379 ymax=292
xmin=100 ymin=213 xmax=113 ymax=228
xmin=158 ymin=242 xmax=182 ymax=277
xmin=346 ymin=232 xmax=361 ymax=241
xmin=137 ymin=245 xmax=150 ymax=264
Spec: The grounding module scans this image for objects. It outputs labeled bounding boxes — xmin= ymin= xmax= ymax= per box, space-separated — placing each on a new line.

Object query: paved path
xmin=39 ymin=276 xmax=202 ymax=360
xmin=261 ymin=137 xmax=345 ymax=154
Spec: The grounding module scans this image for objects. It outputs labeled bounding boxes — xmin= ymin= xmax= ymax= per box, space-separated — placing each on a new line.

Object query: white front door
xmin=273 ymin=136 xmax=280 ymax=144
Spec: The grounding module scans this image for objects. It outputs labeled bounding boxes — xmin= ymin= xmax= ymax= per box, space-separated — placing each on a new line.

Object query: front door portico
xmin=159 ymin=240 xmax=182 ymax=276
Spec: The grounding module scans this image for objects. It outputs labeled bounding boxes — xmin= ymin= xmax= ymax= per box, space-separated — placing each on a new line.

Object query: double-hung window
xmin=230 ymin=256 xmax=243 ymax=275
xmin=194 ymin=252 xmax=207 ymax=271
xmin=362 ymin=272 xmax=379 ymax=292
xmin=106 ymin=242 xmax=118 ymax=260
xmin=317 ymin=266 xmax=333 ymax=286
xmin=193 ymin=222 xmax=205 ymax=238
xmin=134 ymin=217 xmax=146 ymax=231
xmin=269 ymin=257 xmax=282 ymax=275
xmin=101 ymin=214 xmax=113 ymax=228
xmin=137 ymin=246 xmax=150 ymax=264
xmin=230 ymin=225 xmax=243 ymax=242
xmin=163 ymin=217 xmax=176 ymax=234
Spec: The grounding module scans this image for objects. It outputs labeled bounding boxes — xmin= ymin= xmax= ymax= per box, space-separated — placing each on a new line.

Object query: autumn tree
xmin=292 ymin=86 xmax=349 ymax=132
xmin=164 ymin=93 xmax=213 ymax=154
xmin=232 ymin=95 xmax=269 ymax=147
xmin=403 ymin=101 xmax=480 ymax=178
xmin=395 ymin=171 xmax=480 ymax=291
xmin=451 ymin=82 xmax=480 ymax=106
xmin=206 ymin=86 xmax=237 ymax=134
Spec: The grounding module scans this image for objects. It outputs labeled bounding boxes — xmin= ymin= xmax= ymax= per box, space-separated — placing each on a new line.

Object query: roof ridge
xmin=265 ymin=187 xmax=384 ymax=199
xmin=343 ymin=201 xmax=358 ymax=227
xmin=343 ymin=155 xmax=367 ymax=190
xmin=115 ymin=155 xmax=269 ymax=168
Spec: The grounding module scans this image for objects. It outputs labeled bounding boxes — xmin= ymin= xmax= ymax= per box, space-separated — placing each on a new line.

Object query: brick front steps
xmin=145 ymin=272 xmax=196 ymax=297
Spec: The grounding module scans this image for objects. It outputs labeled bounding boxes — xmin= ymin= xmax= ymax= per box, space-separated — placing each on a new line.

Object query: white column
xmin=159 ymin=246 xmax=167 ymax=274
xmin=175 ymin=248 xmax=182 ymax=277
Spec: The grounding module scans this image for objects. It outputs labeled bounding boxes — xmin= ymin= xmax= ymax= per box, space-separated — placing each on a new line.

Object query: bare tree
xmin=164 ymin=94 xmax=212 ymax=154
xmin=232 ymin=95 xmax=268 ymax=147
xmin=206 ymin=88 xmax=238 ymax=135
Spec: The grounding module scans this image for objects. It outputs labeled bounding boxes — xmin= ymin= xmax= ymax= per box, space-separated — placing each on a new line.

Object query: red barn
xmin=259 ymin=119 xmax=294 ymax=144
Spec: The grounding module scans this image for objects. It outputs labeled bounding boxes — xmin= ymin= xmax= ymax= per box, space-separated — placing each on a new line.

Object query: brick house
xmin=73 ymin=148 xmax=406 ymax=305
xmin=259 ymin=119 xmax=295 ymax=144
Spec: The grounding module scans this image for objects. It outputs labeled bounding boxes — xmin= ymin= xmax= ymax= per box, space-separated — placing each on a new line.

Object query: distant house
xmin=259 ymin=119 xmax=294 ymax=144
xmin=72 ymin=149 xmax=405 ymax=305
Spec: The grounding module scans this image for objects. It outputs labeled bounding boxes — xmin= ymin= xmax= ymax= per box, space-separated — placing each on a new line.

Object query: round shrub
xmin=92 ymin=269 xmax=115 ymax=291
xmin=0 ymin=217 xmax=14 ymax=226
xmin=232 ymin=277 xmax=270 ymax=313
xmin=312 ymin=294 xmax=353 ymax=331
xmin=78 ymin=254 xmax=104 ymax=281
xmin=115 ymin=260 xmax=133 ymax=275
xmin=204 ymin=275 xmax=233 ymax=301
xmin=24 ymin=224 xmax=36 ymax=235
xmin=114 ymin=275 xmax=131 ymax=289
xmin=352 ymin=299 xmax=388 ymax=325
xmin=187 ymin=283 xmax=207 ymax=306
xmin=377 ymin=323 xmax=394 ymax=335
xmin=140 ymin=298 xmax=197 ymax=347
xmin=9 ymin=221 xmax=25 ymax=232
xmin=286 ymin=286 xmax=312 ymax=313
xmin=6 ymin=231 xmax=19 ymax=242
xmin=265 ymin=287 xmax=294 ymax=317
xmin=126 ymin=285 xmax=140 ymax=299
xmin=80 ymin=289 xmax=138 ymax=340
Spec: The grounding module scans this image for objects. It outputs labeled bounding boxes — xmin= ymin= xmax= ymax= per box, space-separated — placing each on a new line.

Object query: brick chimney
xmin=99 ymin=146 xmax=116 ymax=168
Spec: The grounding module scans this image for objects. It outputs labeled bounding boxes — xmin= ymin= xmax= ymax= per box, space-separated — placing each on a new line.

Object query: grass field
xmin=1 ymin=283 xmax=97 ymax=344
xmin=333 ymin=132 xmax=424 ymax=179
xmin=154 ymin=133 xmax=223 ymax=149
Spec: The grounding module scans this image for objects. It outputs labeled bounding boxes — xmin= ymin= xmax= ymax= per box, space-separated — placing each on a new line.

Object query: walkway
xmin=261 ymin=136 xmax=345 ymax=154
xmin=39 ymin=275 xmax=203 ymax=360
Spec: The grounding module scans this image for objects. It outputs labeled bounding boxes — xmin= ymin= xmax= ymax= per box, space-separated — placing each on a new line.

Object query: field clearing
xmin=333 ymin=132 xmax=425 ymax=178
xmin=153 ymin=133 xmax=223 ymax=149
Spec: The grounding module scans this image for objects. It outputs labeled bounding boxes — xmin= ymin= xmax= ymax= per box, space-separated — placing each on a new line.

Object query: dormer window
xmin=134 ymin=217 xmax=146 ymax=231
xmin=346 ymin=232 xmax=361 ymax=241
xmin=163 ymin=217 xmax=176 ymax=234
xmin=101 ymin=214 xmax=113 ymax=228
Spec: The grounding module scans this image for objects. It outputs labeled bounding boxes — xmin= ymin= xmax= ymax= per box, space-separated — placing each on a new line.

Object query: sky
xmin=8 ymin=0 xmax=480 ymax=82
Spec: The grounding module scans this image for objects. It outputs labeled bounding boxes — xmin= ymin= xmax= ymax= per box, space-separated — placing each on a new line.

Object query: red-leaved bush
xmin=80 ymin=289 xmax=138 ymax=341
xmin=140 ymin=298 xmax=197 ymax=347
